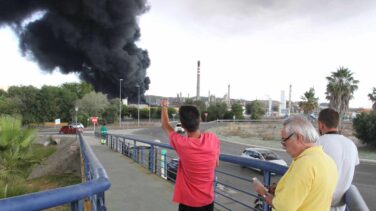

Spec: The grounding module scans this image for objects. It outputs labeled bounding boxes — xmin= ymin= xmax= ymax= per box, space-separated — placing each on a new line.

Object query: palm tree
xmin=368 ymin=87 xmax=376 ymax=110
xmin=299 ymin=88 xmax=319 ymax=114
xmin=0 ymin=116 xmax=36 ymax=197
xmin=325 ymin=67 xmax=359 ymax=118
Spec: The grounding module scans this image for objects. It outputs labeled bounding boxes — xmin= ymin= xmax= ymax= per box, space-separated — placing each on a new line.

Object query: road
xmin=128 ymin=122 xmax=376 ymax=211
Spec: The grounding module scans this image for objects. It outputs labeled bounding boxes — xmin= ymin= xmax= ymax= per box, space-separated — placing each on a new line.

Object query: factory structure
xmin=147 ymin=60 xmax=298 ymax=117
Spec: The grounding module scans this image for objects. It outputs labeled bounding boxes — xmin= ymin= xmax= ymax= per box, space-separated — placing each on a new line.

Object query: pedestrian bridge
xmin=0 ymin=133 xmax=369 ymax=211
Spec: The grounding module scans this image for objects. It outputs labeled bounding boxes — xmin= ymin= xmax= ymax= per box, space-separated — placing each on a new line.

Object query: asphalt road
xmin=127 ymin=122 xmax=376 ymax=211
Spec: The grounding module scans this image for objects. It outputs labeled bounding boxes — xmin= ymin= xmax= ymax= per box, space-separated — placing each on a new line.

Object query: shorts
xmin=178 ymin=202 xmax=214 ymax=211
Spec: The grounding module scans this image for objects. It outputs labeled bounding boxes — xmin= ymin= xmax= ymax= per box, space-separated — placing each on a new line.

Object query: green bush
xmin=353 ymin=111 xmax=376 ymax=147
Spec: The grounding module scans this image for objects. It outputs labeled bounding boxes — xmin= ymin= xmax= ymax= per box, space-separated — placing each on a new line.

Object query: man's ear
xmin=295 ymin=133 xmax=305 ymax=144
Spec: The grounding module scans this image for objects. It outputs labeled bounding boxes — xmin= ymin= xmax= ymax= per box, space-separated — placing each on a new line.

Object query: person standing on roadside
xmin=254 ymin=115 xmax=337 ymax=211
xmin=160 ymin=99 xmax=220 ymax=211
xmin=100 ymin=123 xmax=108 ymax=145
xmin=318 ymin=108 xmax=360 ymax=211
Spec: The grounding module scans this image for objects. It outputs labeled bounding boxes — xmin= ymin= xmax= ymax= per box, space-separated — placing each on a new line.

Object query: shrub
xmin=353 ymin=111 xmax=376 ymax=147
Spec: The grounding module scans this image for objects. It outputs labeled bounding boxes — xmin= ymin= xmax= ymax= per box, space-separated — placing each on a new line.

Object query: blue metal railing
xmin=0 ymin=133 xmax=111 ymax=211
xmin=104 ymin=133 xmax=286 ymax=211
xmin=103 ymin=133 xmax=369 ymax=211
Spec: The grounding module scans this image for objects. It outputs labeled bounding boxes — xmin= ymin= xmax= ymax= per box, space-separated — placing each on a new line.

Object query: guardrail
xmin=0 ymin=133 xmax=111 ymax=211
xmin=104 ymin=133 xmax=285 ymax=211
xmin=103 ymin=133 xmax=369 ymax=211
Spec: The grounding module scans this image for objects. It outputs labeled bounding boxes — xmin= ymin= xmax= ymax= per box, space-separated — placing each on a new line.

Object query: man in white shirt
xmin=317 ymin=108 xmax=360 ymax=211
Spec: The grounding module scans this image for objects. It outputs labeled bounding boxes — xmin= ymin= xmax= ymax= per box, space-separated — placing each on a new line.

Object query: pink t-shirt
xmin=169 ymin=131 xmax=220 ymax=207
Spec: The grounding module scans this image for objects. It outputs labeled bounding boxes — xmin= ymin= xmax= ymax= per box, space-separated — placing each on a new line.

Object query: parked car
xmin=240 ymin=148 xmax=288 ymax=172
xmin=69 ymin=123 xmax=84 ymax=129
xmin=59 ymin=125 xmax=82 ymax=134
xmin=167 ymin=158 xmax=179 ymax=181
xmin=122 ymin=141 xmax=151 ymax=159
xmin=175 ymin=123 xmax=185 ymax=134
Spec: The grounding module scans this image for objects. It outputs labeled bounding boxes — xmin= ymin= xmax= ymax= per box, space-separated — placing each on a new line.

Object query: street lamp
xmin=119 ymin=78 xmax=123 ymax=128
xmin=148 ymin=95 xmax=151 ymax=123
xmin=135 ymin=84 xmax=140 ymax=127
xmin=75 ymin=106 xmax=78 ymax=125
xmin=75 ymin=106 xmax=78 ymax=139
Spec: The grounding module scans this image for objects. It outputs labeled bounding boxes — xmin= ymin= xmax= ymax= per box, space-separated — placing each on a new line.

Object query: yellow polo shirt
xmin=272 ymin=146 xmax=337 ymax=211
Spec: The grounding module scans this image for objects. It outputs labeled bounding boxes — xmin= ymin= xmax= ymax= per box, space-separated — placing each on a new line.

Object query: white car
xmin=69 ymin=123 xmax=84 ymax=129
xmin=240 ymin=147 xmax=288 ymax=171
xmin=175 ymin=123 xmax=185 ymax=134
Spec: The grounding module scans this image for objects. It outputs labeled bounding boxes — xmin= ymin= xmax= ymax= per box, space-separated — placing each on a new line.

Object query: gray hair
xmin=282 ymin=115 xmax=319 ymax=143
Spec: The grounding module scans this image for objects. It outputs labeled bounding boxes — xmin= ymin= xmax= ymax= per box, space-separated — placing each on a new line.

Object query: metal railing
xmin=104 ymin=133 xmax=286 ymax=211
xmin=104 ymin=133 xmax=369 ymax=211
xmin=0 ymin=133 xmax=111 ymax=211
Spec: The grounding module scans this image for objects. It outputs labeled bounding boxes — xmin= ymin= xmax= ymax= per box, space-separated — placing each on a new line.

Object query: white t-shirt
xmin=318 ymin=134 xmax=360 ymax=210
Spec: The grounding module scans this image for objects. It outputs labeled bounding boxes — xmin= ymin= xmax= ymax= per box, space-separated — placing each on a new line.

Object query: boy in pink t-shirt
xmin=161 ymin=99 xmax=220 ymax=211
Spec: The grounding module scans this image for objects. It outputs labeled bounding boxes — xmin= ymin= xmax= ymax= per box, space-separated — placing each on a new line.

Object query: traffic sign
xmin=91 ymin=117 xmax=98 ymax=124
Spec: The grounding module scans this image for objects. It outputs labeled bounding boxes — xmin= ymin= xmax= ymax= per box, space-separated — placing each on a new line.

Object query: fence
xmin=0 ymin=133 xmax=111 ymax=211
xmin=104 ymin=133 xmax=369 ymax=211
xmin=105 ymin=133 xmax=287 ymax=211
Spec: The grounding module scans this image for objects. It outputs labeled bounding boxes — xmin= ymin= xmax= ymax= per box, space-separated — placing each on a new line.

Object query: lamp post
xmin=148 ymin=95 xmax=151 ymax=123
xmin=119 ymin=78 xmax=123 ymax=128
xmin=136 ymin=84 xmax=140 ymax=127
xmin=75 ymin=106 xmax=78 ymax=125
xmin=75 ymin=106 xmax=78 ymax=139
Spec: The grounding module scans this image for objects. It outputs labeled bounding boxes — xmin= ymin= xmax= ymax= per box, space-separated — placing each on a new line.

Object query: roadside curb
xmin=360 ymin=158 xmax=376 ymax=164
xmin=220 ymin=138 xmax=376 ymax=164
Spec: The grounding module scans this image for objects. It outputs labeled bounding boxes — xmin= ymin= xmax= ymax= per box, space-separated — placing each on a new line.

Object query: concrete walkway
xmin=84 ymin=134 xmax=177 ymax=211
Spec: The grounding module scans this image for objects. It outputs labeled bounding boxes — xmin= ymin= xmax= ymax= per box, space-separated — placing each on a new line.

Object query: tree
xmin=7 ymin=86 xmax=41 ymax=124
xmin=231 ymin=103 xmax=244 ymax=119
xmin=246 ymin=101 xmax=266 ymax=120
xmin=206 ymin=102 xmax=228 ymax=121
xmin=0 ymin=97 xmax=19 ymax=115
xmin=101 ymin=99 xmax=119 ymax=124
xmin=353 ymin=111 xmax=376 ymax=147
xmin=368 ymin=87 xmax=376 ymax=110
xmin=299 ymin=88 xmax=319 ymax=114
xmin=76 ymin=92 xmax=109 ymax=119
xmin=325 ymin=67 xmax=359 ymax=118
xmin=0 ymin=116 xmax=36 ymax=186
xmin=61 ymin=82 xmax=93 ymax=99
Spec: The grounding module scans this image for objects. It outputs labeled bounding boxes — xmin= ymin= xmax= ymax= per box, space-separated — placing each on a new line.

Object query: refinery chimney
xmin=196 ymin=60 xmax=200 ymax=101
xmin=227 ymin=84 xmax=231 ymax=108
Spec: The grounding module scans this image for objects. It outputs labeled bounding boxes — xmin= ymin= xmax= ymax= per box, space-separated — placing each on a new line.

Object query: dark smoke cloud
xmin=0 ymin=0 xmax=150 ymax=102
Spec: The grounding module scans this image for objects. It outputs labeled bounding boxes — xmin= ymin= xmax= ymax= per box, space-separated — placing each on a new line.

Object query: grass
xmin=208 ymin=127 xmax=376 ymax=161
xmin=0 ymin=143 xmax=81 ymax=204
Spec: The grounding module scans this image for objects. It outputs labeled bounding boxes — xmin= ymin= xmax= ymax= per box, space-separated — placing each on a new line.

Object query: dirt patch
xmin=211 ymin=122 xmax=361 ymax=145
xmin=28 ymin=136 xmax=81 ymax=180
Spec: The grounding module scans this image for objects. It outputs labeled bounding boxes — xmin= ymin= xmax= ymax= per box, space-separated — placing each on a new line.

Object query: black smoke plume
xmin=0 ymin=0 xmax=150 ymax=102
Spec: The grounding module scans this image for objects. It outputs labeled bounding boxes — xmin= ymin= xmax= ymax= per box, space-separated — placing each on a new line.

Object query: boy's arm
xmin=161 ymin=99 xmax=174 ymax=135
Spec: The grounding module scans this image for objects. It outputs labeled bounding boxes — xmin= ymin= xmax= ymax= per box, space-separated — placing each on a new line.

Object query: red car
xmin=59 ymin=126 xmax=82 ymax=134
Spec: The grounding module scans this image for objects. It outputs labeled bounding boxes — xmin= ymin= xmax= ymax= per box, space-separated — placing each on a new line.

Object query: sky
xmin=1 ymin=0 xmax=376 ymax=108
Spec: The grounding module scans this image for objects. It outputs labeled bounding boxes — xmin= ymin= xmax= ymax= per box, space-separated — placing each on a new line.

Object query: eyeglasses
xmin=280 ymin=132 xmax=295 ymax=146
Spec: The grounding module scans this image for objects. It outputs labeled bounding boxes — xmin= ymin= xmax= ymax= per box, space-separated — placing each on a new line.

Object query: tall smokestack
xmin=227 ymin=84 xmax=231 ymax=108
xmin=196 ymin=60 xmax=200 ymax=101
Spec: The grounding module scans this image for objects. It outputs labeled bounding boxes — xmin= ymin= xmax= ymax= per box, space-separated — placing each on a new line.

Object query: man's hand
xmin=264 ymin=193 xmax=274 ymax=205
xmin=160 ymin=99 xmax=169 ymax=107
xmin=252 ymin=177 xmax=268 ymax=195
xmin=160 ymin=99 xmax=174 ymax=135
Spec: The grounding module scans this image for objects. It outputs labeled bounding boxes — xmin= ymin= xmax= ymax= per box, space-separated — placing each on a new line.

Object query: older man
xmin=255 ymin=115 xmax=338 ymax=211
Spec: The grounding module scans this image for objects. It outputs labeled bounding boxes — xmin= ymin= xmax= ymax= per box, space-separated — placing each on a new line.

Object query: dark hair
xmin=179 ymin=105 xmax=200 ymax=132
xmin=318 ymin=108 xmax=339 ymax=128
